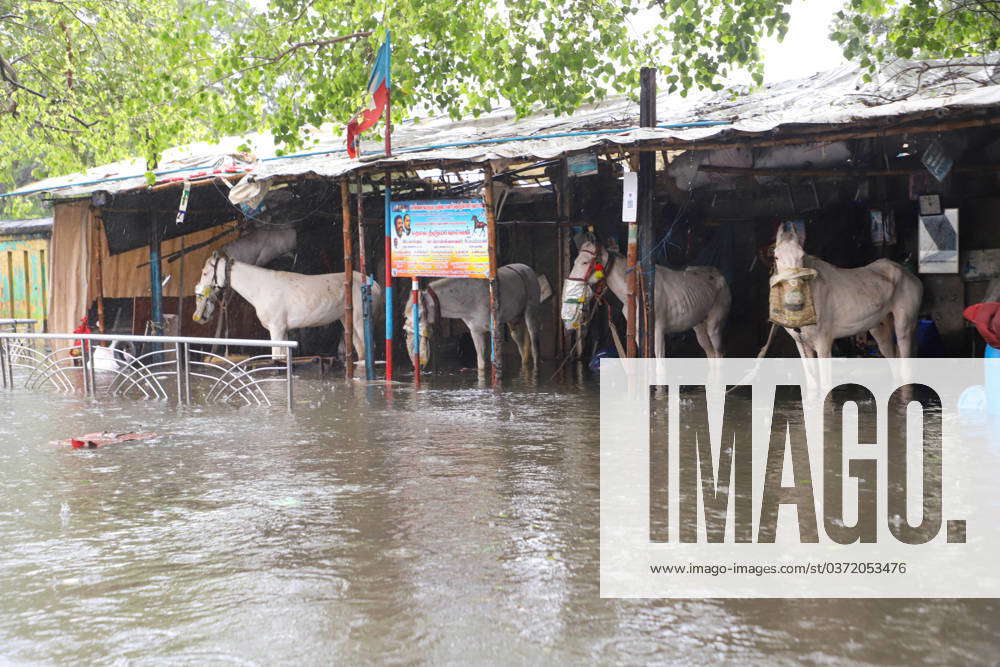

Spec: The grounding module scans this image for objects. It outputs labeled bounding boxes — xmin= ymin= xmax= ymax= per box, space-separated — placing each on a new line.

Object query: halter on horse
xmin=561 ymin=240 xmax=615 ymax=329
xmin=404 ymin=286 xmax=441 ymax=369
xmin=192 ymin=252 xmax=233 ymax=323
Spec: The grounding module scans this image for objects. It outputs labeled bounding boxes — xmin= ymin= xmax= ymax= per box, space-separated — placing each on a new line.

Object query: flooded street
xmin=0 ymin=371 xmax=997 ymax=664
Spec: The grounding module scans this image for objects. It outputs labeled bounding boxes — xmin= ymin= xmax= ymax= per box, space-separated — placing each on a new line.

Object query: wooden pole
xmin=625 ymin=177 xmax=638 ymax=359
xmin=484 ymin=163 xmax=501 ymax=387
xmin=554 ymin=162 xmax=569 ymax=365
xmin=341 ymin=178 xmax=355 ymax=377
xmin=638 ymin=66 xmax=657 ymax=358
xmin=91 ymin=208 xmax=106 ymax=333
xmin=558 ymin=158 xmax=574 ymax=362
xmin=357 ymin=173 xmax=375 ymax=380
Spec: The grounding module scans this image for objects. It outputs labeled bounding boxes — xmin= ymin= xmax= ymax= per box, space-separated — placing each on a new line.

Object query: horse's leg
xmin=469 ymin=327 xmax=488 ymax=374
xmin=693 ymin=323 xmax=717 ymax=359
xmin=525 ymin=307 xmax=541 ymax=368
xmin=268 ymin=324 xmax=288 ymax=360
xmin=509 ymin=319 xmax=528 ymax=367
xmin=655 ymin=324 xmax=667 ymax=359
xmin=791 ymin=332 xmax=819 ymax=392
xmin=869 ymin=318 xmax=897 ymax=358
xmin=707 ymin=308 xmax=726 ymax=359
xmin=813 ymin=337 xmax=835 ymax=399
xmin=893 ymin=311 xmax=917 ymax=359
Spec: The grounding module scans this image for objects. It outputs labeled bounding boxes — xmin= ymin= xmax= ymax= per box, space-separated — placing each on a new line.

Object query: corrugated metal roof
xmin=0 ymin=218 xmax=53 ymax=236
xmin=8 ymin=56 xmax=1000 ymax=200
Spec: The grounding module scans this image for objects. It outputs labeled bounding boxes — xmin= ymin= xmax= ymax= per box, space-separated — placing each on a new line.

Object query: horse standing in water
xmin=193 ymin=252 xmax=382 ymax=360
xmin=562 ymin=234 xmax=730 ymax=358
xmin=403 ymin=264 xmax=544 ymax=373
xmin=771 ymin=224 xmax=922 ymax=361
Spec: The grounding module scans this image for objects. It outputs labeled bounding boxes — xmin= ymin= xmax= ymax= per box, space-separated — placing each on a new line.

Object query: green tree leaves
xmin=2 ymin=0 xmax=999 ymax=217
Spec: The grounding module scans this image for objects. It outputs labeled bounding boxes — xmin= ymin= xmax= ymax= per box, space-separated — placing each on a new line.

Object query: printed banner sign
xmin=390 ymin=198 xmax=490 ymax=278
xmin=600 ymin=358 xmax=1000 ymax=598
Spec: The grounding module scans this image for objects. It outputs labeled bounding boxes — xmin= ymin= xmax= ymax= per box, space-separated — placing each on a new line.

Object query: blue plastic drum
xmin=985 ymin=345 xmax=1000 ymax=415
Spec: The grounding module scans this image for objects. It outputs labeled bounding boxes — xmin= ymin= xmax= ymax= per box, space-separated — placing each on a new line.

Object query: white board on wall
xmin=919 ymin=208 xmax=959 ymax=274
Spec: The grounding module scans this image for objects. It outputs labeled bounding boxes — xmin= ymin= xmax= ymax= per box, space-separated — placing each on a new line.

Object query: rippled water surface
xmin=0 ymin=369 xmax=996 ymax=664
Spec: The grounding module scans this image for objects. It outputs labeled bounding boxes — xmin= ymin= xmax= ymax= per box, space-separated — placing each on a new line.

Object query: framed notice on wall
xmin=919 ymin=208 xmax=959 ymax=274
xmin=389 ymin=198 xmax=490 ymax=278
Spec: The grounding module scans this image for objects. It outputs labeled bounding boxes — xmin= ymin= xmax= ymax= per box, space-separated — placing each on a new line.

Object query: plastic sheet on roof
xmin=10 ymin=57 xmax=1000 ymax=199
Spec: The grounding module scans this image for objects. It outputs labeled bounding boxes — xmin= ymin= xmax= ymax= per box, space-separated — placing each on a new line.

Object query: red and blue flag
xmin=347 ymin=33 xmax=391 ymax=158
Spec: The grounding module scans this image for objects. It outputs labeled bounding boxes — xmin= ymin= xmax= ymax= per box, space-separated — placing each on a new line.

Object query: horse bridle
xmin=567 ymin=242 xmax=615 ymax=297
xmin=198 ymin=253 xmax=232 ymax=311
xmin=405 ymin=285 xmax=441 ymax=340
xmin=209 ymin=253 xmax=232 ymax=291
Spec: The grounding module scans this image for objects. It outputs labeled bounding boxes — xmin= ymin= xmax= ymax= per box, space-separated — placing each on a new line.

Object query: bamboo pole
xmin=484 ymin=163 xmax=501 ymax=387
xmin=91 ymin=208 xmax=106 ymax=333
xmin=341 ymin=178 xmax=355 ymax=376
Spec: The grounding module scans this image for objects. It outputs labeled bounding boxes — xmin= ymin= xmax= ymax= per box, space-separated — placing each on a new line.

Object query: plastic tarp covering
xmin=11 ymin=57 xmax=1000 ymax=199
xmin=48 ymin=201 xmax=90 ymax=338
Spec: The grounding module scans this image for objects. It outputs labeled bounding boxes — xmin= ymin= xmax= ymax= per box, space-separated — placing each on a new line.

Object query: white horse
xmin=563 ymin=236 xmax=730 ymax=358
xmin=193 ymin=252 xmax=382 ymax=360
xmin=404 ymin=263 xmax=543 ymax=372
xmin=772 ymin=224 xmax=922 ymax=361
xmin=223 ymin=227 xmax=297 ymax=266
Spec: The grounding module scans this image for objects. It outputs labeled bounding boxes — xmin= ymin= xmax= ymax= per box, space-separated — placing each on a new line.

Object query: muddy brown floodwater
xmin=0 ymin=370 xmax=996 ymax=664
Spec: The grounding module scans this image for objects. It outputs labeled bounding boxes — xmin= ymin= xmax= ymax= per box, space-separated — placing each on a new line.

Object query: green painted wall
xmin=0 ymin=234 xmax=49 ymax=326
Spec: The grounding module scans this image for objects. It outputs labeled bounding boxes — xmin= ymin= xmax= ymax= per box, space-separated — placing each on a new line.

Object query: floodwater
xmin=0 ymin=369 xmax=996 ymax=664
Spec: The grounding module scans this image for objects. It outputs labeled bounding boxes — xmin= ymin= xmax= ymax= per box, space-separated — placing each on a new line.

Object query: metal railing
xmin=0 ymin=331 xmax=298 ymax=409
xmin=0 ymin=319 xmax=37 ymax=332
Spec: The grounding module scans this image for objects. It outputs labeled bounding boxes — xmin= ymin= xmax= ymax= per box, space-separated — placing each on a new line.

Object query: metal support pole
xmin=80 ymin=338 xmax=90 ymax=396
xmin=0 ymin=340 xmax=8 ymax=388
xmin=384 ymin=170 xmax=393 ymax=383
xmin=357 ymin=174 xmax=375 ymax=380
xmin=149 ymin=211 xmax=164 ymax=352
xmin=286 ymin=351 xmax=294 ymax=410
xmin=174 ymin=341 xmax=184 ymax=402
xmin=411 ymin=276 xmax=420 ymax=387
xmin=638 ymin=66 xmax=657 ymax=358
xmin=183 ymin=343 xmax=191 ymax=404
xmin=340 ymin=179 xmax=355 ymax=377
xmin=88 ymin=339 xmax=97 ymax=394
xmin=484 ymin=163 xmax=501 ymax=387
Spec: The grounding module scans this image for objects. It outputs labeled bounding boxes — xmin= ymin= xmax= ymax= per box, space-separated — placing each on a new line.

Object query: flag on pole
xmin=346 ymin=33 xmax=391 ymax=158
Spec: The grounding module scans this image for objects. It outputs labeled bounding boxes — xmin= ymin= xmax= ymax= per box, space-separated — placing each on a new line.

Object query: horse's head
xmin=192 ymin=252 xmax=230 ymax=323
xmin=403 ymin=289 xmax=437 ymax=370
xmin=561 ymin=234 xmax=608 ymax=330
xmin=774 ymin=222 xmax=807 ymax=273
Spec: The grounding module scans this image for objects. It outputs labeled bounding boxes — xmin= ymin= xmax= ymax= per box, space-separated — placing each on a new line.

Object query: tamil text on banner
xmin=389 ymin=198 xmax=489 ymax=278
